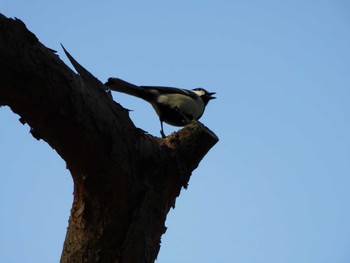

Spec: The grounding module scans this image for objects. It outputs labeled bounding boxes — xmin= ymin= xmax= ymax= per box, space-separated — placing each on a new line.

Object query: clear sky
xmin=1 ymin=1 xmax=350 ymax=262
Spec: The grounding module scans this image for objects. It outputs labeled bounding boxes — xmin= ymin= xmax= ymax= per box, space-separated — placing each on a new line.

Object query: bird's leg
xmin=160 ymin=120 xmax=166 ymax=138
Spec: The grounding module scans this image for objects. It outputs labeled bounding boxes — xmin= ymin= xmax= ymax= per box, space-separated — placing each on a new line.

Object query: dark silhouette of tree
xmin=0 ymin=14 xmax=218 ymax=263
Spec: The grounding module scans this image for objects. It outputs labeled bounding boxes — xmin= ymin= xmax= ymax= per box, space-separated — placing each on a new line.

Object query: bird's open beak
xmin=209 ymin=92 xmax=216 ymax=99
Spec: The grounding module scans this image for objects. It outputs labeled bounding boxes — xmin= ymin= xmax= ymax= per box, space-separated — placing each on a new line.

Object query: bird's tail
xmin=105 ymin=78 xmax=151 ymax=100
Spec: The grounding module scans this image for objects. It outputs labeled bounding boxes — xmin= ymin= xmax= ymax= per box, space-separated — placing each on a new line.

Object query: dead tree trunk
xmin=0 ymin=14 xmax=218 ymax=263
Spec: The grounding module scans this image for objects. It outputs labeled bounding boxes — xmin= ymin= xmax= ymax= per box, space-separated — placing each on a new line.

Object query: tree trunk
xmin=0 ymin=14 xmax=218 ymax=263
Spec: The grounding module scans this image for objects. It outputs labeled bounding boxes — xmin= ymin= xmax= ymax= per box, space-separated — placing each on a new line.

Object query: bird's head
xmin=192 ymin=88 xmax=216 ymax=105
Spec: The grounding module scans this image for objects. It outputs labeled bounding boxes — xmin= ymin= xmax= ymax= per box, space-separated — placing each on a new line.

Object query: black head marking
xmin=192 ymin=88 xmax=216 ymax=105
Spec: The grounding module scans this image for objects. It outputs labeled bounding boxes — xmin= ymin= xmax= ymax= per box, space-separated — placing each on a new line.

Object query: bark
xmin=0 ymin=14 xmax=218 ymax=263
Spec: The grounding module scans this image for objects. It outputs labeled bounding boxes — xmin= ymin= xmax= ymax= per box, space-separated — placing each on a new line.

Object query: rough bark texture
xmin=0 ymin=14 xmax=218 ymax=263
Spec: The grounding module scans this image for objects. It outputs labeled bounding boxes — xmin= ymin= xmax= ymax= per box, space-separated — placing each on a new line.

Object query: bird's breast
xmin=157 ymin=94 xmax=204 ymax=118
xmin=152 ymin=94 xmax=205 ymax=126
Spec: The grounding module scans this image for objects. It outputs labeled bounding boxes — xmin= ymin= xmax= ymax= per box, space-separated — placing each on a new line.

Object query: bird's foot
xmin=160 ymin=130 xmax=166 ymax=138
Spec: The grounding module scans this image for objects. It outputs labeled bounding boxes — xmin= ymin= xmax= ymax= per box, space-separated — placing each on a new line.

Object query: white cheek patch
xmin=192 ymin=89 xmax=206 ymax=96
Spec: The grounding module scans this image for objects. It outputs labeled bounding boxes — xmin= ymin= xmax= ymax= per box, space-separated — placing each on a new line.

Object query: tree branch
xmin=0 ymin=14 xmax=218 ymax=263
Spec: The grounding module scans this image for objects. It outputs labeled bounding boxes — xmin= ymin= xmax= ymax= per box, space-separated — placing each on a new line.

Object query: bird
xmin=105 ymin=77 xmax=216 ymax=138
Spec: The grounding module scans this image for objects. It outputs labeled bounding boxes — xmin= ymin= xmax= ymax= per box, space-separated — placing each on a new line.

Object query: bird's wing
xmin=140 ymin=86 xmax=199 ymax=99
xmin=105 ymin=78 xmax=199 ymax=102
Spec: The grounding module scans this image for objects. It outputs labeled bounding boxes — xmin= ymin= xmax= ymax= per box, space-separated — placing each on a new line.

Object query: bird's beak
xmin=209 ymin=92 xmax=216 ymax=99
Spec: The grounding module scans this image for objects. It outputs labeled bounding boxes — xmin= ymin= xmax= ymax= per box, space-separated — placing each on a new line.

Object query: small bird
xmin=105 ymin=78 xmax=216 ymax=138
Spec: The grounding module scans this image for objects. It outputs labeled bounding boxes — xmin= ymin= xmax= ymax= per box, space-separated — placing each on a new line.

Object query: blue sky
xmin=1 ymin=1 xmax=350 ymax=262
